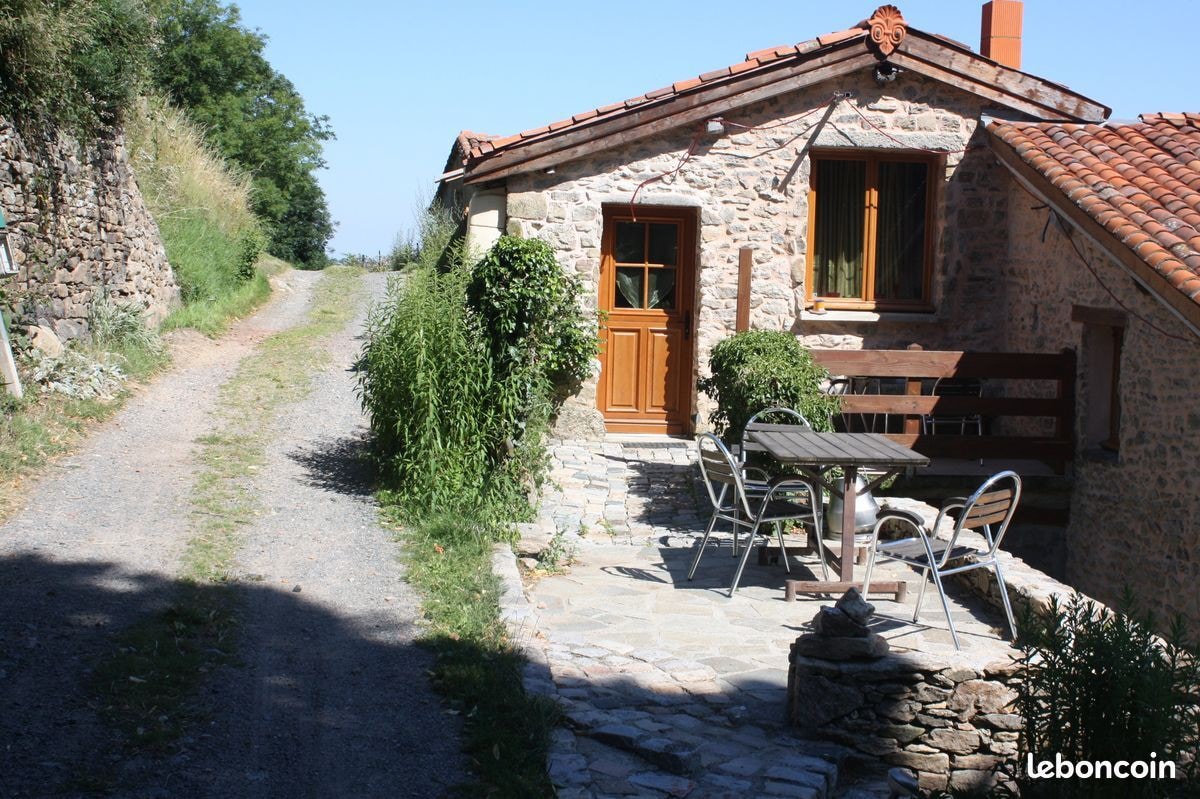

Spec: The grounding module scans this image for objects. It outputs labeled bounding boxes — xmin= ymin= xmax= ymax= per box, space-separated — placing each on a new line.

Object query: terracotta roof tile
xmin=989 ymin=115 xmax=1200 ymax=311
xmin=673 ymin=77 xmax=703 ymax=93
xmin=816 ymin=28 xmax=867 ymax=46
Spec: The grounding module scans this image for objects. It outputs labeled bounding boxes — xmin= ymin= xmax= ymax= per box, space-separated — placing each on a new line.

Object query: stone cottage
xmin=438 ymin=3 xmax=1200 ymax=630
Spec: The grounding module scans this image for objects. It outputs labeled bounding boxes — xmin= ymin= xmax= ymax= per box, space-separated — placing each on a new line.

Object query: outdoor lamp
xmin=0 ymin=211 xmax=16 ymax=277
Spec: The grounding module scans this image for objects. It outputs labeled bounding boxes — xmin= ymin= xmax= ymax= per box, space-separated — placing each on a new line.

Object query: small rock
xmin=812 ymin=607 xmax=869 ymax=638
xmin=835 ymin=587 xmax=875 ymax=624
xmin=292 ymin=585 xmax=302 ymax=593
xmin=30 ymin=325 xmax=63 ymax=357
xmin=887 ymin=766 xmax=920 ymax=797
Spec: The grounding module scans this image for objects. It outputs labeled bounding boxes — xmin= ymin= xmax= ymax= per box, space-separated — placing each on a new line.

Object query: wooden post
xmin=0 ymin=309 xmax=23 ymax=399
xmin=1055 ymin=346 xmax=1076 ymax=474
xmin=904 ymin=343 xmax=923 ymax=435
xmin=735 ymin=247 xmax=753 ymax=332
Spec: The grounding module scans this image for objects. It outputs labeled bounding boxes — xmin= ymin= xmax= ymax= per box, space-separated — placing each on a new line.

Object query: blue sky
xmin=232 ymin=1 xmax=1191 ymax=259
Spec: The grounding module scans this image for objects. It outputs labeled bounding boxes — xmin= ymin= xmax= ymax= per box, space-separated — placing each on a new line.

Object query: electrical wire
xmin=1044 ymin=207 xmax=1197 ymax=342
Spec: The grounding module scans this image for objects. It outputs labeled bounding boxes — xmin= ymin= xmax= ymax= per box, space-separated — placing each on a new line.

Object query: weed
xmin=535 ymin=530 xmax=577 ymax=574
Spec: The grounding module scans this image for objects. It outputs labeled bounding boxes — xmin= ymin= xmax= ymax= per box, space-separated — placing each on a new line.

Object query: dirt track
xmin=0 ymin=270 xmax=464 ymax=797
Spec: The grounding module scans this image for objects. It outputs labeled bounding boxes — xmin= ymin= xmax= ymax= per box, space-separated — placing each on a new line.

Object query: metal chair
xmin=689 ymin=433 xmax=828 ymax=596
xmin=862 ymin=470 xmax=1022 ymax=650
xmin=739 ymin=406 xmax=813 ymax=469
xmin=922 ymin=377 xmax=984 ymax=436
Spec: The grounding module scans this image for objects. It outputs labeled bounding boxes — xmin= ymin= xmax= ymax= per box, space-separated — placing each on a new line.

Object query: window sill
xmin=1081 ymin=447 xmax=1120 ymax=465
xmin=801 ymin=309 xmax=940 ymax=323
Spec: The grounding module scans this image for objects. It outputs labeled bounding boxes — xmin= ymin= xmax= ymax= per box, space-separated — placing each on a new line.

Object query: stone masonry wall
xmin=789 ymin=651 xmax=1021 ymax=793
xmin=505 ymin=70 xmax=1021 ymax=433
xmin=0 ymin=119 xmax=178 ymax=340
xmin=996 ymin=186 xmax=1200 ymax=633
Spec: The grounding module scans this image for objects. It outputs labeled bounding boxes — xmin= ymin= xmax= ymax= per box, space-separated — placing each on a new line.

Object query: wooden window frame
xmin=805 ymin=150 xmax=938 ymax=312
xmin=1073 ymin=305 xmax=1126 ymax=454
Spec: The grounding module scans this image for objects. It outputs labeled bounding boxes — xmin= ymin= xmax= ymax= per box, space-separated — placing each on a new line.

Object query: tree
xmin=150 ymin=0 xmax=334 ymax=265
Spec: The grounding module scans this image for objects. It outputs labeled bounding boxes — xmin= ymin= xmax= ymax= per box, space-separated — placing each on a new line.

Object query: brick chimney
xmin=980 ymin=0 xmax=1023 ymax=69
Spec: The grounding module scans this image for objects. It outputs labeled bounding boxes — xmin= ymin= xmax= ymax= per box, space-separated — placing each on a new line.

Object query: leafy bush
xmin=467 ymin=236 xmax=598 ymax=387
xmin=0 ymin=0 xmax=153 ymax=133
xmin=698 ymin=330 xmax=841 ymax=439
xmin=1015 ymin=593 xmax=1200 ymax=798
xmin=359 ymin=220 xmax=596 ymax=517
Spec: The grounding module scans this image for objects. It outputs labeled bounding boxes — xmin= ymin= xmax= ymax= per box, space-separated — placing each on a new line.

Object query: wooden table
xmin=744 ymin=426 xmax=930 ymax=600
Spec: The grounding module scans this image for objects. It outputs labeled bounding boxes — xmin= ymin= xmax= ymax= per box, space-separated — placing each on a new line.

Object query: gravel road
xmin=0 ymin=270 xmax=464 ymax=797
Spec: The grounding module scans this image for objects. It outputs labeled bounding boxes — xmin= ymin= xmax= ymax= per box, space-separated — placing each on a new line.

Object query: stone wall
xmin=995 ymin=187 xmax=1200 ymax=633
xmin=0 ymin=119 xmax=178 ymax=340
xmin=504 ymin=70 xmax=1022 ymax=432
xmin=789 ymin=651 xmax=1021 ymax=793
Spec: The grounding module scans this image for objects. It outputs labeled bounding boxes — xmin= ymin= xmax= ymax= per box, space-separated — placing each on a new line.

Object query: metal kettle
xmin=824 ymin=473 xmax=880 ymax=537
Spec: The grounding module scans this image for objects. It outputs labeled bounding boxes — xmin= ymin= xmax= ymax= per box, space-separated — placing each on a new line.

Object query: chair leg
xmin=913 ymin=568 xmax=931 ymax=622
xmin=812 ymin=520 xmax=830 ymax=581
xmin=929 ymin=567 xmax=962 ymax=650
xmin=775 ymin=522 xmax=791 ymax=574
xmin=862 ymin=548 xmax=877 ymax=595
xmin=729 ymin=521 xmax=762 ymax=597
xmin=991 ymin=560 xmax=1019 ymax=640
xmin=687 ymin=512 xmax=720 ymax=581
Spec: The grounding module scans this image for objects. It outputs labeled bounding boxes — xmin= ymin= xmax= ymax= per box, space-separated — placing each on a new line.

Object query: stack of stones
xmin=793 ymin=587 xmax=889 ymax=660
xmin=788 ymin=648 xmax=1022 ymax=792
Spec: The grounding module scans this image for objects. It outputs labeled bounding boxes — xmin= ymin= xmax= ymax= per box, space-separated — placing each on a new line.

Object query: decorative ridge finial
xmin=867 ymin=5 xmax=907 ymax=57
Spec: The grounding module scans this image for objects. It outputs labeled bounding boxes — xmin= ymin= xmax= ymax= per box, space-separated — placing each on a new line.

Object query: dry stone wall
xmin=0 ymin=119 xmax=178 ymax=340
xmin=505 ymin=70 xmax=1022 ymax=432
xmin=995 ymin=189 xmax=1200 ymax=633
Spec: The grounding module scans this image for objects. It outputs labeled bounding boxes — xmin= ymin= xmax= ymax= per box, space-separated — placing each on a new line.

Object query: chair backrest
xmin=696 ymin=433 xmax=754 ymax=518
xmin=952 ymin=470 xmax=1021 ymax=556
xmin=741 ymin=407 xmax=811 ymax=463
xmin=932 ymin=377 xmax=983 ymax=398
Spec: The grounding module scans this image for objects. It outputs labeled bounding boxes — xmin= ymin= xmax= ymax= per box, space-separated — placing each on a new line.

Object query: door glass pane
xmin=648 ymin=223 xmax=678 ymax=265
xmin=647 ymin=268 xmax=676 ymax=309
xmin=615 ymin=267 xmax=643 ymax=308
xmin=615 ymin=222 xmax=645 ymax=263
xmin=875 ymin=161 xmax=927 ymax=301
xmin=813 ymin=159 xmax=865 ymax=299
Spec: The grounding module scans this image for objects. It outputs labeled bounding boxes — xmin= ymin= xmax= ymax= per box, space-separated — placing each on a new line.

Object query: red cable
xmin=844 ymin=99 xmax=973 ymax=155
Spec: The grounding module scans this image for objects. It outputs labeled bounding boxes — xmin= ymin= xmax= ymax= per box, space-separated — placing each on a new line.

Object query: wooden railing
xmin=810 ymin=345 xmax=1076 ymax=472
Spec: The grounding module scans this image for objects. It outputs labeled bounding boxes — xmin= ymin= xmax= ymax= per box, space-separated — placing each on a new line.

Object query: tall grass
xmin=126 ymin=96 xmax=268 ymax=334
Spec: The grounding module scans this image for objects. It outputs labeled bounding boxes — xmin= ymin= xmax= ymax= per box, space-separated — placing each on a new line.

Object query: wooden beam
xmin=466 ymin=49 xmax=877 ymax=183
xmin=736 ymin=247 xmax=753 ymax=332
xmin=811 ymin=349 xmax=1074 ymax=379
xmin=839 ymin=394 xmax=1071 ymax=417
xmin=897 ymin=36 xmax=1109 ymax=122
xmin=987 ymin=129 xmax=1200 ymax=337
xmin=1071 ymin=305 xmax=1128 ymax=328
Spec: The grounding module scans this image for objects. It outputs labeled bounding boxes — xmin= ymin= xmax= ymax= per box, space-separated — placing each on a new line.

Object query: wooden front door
xmin=598 ymin=207 xmax=696 ymax=434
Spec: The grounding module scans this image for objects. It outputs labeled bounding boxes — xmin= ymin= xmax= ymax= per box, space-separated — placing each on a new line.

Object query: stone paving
xmin=498 ymin=436 xmax=1020 ymax=798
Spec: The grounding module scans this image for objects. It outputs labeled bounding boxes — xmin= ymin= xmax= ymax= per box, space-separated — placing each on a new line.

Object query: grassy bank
xmin=127 ymin=96 xmax=270 ymax=336
xmin=388 ymin=509 xmax=559 ymax=796
xmin=93 ymin=267 xmax=364 ymax=752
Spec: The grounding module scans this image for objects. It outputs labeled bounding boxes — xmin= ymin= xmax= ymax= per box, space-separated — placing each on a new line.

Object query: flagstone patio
xmin=498 ymin=437 xmax=1024 ymax=798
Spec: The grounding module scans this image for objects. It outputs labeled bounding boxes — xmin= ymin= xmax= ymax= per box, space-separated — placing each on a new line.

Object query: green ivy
xmin=698 ymin=330 xmax=841 ymax=440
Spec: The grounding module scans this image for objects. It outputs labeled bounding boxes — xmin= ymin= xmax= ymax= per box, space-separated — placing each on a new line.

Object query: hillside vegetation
xmin=126 ymin=96 xmax=269 ymax=334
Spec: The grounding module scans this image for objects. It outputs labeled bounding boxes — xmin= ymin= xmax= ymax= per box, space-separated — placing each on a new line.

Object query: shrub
xmin=359 ymin=220 xmax=597 ymax=518
xmin=698 ymin=330 xmax=841 ymax=439
xmin=1014 ymin=593 xmax=1200 ymax=798
xmin=467 ymin=236 xmax=598 ymax=388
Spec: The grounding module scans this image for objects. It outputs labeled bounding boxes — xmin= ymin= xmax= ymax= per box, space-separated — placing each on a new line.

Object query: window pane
xmin=874 ymin=161 xmax=928 ymax=301
xmin=648 ymin=223 xmax=678 ymax=265
xmin=647 ymin=268 xmax=676 ymax=309
xmin=813 ymin=160 xmax=865 ymax=299
xmin=615 ymin=267 xmax=643 ymax=308
xmin=615 ymin=222 xmax=645 ymax=263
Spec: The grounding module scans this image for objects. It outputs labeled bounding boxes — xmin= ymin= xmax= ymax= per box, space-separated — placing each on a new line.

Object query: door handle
xmin=684 ymin=311 xmax=692 ymax=339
